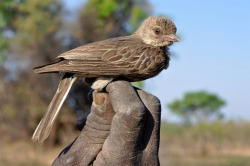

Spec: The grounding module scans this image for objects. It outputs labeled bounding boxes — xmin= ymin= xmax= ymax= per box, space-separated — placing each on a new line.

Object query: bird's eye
xmin=154 ymin=28 xmax=161 ymax=35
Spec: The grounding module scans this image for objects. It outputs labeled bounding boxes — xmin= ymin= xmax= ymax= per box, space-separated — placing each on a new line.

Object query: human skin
xmin=52 ymin=80 xmax=161 ymax=166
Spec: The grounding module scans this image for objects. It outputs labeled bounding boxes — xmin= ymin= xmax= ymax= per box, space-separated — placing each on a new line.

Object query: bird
xmin=32 ymin=16 xmax=180 ymax=143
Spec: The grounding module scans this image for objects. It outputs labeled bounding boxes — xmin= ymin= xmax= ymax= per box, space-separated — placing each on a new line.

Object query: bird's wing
xmin=34 ymin=36 xmax=165 ymax=78
xmin=57 ymin=36 xmax=138 ymax=60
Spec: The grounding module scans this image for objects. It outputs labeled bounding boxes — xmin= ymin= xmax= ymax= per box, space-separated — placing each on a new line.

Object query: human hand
xmin=52 ymin=80 xmax=161 ymax=166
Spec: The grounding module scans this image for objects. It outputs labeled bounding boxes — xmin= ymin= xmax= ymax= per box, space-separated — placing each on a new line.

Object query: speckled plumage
xmin=35 ymin=36 xmax=169 ymax=81
xmin=32 ymin=16 xmax=179 ymax=143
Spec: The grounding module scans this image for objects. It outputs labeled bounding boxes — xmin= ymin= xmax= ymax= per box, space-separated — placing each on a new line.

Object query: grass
xmin=0 ymin=140 xmax=61 ymax=166
xmin=0 ymin=121 xmax=250 ymax=166
xmin=160 ymin=155 xmax=250 ymax=166
xmin=159 ymin=121 xmax=250 ymax=166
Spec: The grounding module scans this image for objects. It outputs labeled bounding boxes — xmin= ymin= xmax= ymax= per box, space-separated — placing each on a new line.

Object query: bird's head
xmin=134 ymin=16 xmax=180 ymax=47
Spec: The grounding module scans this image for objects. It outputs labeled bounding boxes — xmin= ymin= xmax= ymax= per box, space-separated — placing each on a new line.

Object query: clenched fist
xmin=52 ymin=80 xmax=161 ymax=166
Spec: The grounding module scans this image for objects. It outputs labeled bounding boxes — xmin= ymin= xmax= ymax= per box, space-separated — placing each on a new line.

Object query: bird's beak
xmin=163 ymin=34 xmax=180 ymax=42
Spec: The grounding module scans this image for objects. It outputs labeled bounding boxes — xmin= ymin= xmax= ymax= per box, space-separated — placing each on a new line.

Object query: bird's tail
xmin=32 ymin=73 xmax=77 ymax=143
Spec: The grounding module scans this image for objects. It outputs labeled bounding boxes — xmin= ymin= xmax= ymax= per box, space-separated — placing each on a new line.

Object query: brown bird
xmin=32 ymin=16 xmax=180 ymax=143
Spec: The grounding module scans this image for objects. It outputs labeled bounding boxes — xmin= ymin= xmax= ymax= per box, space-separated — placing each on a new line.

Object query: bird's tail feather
xmin=32 ymin=73 xmax=77 ymax=143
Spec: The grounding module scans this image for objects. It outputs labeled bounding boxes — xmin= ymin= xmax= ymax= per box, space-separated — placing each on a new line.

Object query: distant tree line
xmin=168 ymin=91 xmax=225 ymax=124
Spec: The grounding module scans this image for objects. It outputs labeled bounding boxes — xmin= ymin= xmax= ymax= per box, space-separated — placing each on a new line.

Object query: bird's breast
xmin=124 ymin=47 xmax=169 ymax=81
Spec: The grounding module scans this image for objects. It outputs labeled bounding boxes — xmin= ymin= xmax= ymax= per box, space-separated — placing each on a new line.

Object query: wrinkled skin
xmin=52 ymin=80 xmax=161 ymax=166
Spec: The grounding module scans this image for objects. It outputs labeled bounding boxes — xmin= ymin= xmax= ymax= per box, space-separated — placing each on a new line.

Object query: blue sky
xmin=146 ymin=0 xmax=250 ymax=121
xmin=64 ymin=0 xmax=250 ymax=121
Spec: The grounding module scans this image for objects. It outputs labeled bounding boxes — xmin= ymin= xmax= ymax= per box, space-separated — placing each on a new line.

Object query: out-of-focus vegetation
xmin=160 ymin=121 xmax=250 ymax=166
xmin=0 ymin=0 xmax=150 ymax=146
xmin=0 ymin=0 xmax=250 ymax=166
xmin=0 ymin=0 xmax=14 ymax=62
xmin=168 ymin=91 xmax=225 ymax=124
xmin=0 ymin=121 xmax=250 ymax=166
xmin=162 ymin=91 xmax=250 ymax=165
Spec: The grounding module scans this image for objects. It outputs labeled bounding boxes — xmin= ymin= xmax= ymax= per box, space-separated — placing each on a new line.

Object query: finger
xmin=95 ymin=80 xmax=146 ymax=165
xmin=135 ymin=88 xmax=161 ymax=165
xmin=75 ymin=110 xmax=90 ymax=131
xmin=106 ymin=80 xmax=146 ymax=121
xmin=96 ymin=80 xmax=161 ymax=166
xmin=52 ymin=92 xmax=114 ymax=166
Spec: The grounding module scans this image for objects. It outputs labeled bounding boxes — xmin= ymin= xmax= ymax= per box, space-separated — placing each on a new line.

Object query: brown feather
xmin=32 ymin=73 xmax=77 ymax=143
xmin=32 ymin=16 xmax=178 ymax=143
xmin=34 ymin=36 xmax=169 ymax=81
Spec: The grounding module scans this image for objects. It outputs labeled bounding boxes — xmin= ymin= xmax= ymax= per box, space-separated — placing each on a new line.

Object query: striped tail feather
xmin=32 ymin=73 xmax=77 ymax=143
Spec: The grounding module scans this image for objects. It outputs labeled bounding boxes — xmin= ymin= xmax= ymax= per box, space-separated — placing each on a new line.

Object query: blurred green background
xmin=0 ymin=0 xmax=250 ymax=165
